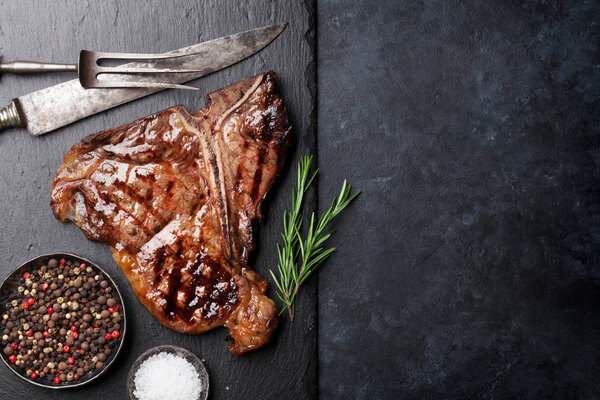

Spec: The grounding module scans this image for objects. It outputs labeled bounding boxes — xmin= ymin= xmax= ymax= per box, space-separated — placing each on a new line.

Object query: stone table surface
xmin=317 ymin=1 xmax=600 ymax=399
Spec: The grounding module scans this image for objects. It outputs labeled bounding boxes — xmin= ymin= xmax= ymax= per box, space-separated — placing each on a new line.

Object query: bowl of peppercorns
xmin=0 ymin=253 xmax=126 ymax=388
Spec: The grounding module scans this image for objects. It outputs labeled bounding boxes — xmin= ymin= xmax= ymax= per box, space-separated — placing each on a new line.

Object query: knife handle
xmin=0 ymin=60 xmax=77 ymax=74
xmin=0 ymin=100 xmax=24 ymax=131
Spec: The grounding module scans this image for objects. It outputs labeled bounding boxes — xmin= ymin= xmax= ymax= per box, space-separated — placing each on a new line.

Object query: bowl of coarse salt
xmin=127 ymin=345 xmax=209 ymax=400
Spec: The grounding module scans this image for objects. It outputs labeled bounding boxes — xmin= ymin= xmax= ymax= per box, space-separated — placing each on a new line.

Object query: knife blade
xmin=0 ymin=23 xmax=287 ymax=136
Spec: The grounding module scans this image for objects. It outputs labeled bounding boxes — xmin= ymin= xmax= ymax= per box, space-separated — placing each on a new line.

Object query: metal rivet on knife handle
xmin=0 ymin=100 xmax=24 ymax=131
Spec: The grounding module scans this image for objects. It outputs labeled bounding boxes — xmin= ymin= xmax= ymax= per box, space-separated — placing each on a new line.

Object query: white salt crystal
xmin=133 ymin=352 xmax=202 ymax=400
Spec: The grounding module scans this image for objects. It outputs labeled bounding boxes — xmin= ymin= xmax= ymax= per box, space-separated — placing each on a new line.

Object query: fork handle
xmin=0 ymin=60 xmax=77 ymax=74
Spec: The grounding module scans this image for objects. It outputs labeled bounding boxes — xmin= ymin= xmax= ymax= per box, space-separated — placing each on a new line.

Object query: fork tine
xmin=79 ymin=49 xmax=206 ymax=90
xmin=91 ymin=81 xmax=201 ymax=90
xmin=97 ymin=67 xmax=206 ymax=74
xmin=91 ymin=51 xmax=202 ymax=61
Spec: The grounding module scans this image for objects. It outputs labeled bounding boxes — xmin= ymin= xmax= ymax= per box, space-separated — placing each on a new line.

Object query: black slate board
xmin=0 ymin=1 xmax=316 ymax=399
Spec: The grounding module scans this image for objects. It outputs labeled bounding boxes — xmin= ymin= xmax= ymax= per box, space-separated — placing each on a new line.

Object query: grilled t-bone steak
xmin=50 ymin=72 xmax=290 ymax=354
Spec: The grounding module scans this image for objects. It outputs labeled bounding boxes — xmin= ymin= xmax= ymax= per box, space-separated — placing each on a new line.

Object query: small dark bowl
xmin=128 ymin=345 xmax=209 ymax=400
xmin=0 ymin=253 xmax=127 ymax=389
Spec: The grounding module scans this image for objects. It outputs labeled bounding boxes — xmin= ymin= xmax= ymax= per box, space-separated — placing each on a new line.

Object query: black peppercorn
xmin=1 ymin=257 xmax=123 ymax=385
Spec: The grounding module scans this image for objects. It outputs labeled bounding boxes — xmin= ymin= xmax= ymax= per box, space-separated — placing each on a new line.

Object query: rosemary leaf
xmin=270 ymin=156 xmax=360 ymax=321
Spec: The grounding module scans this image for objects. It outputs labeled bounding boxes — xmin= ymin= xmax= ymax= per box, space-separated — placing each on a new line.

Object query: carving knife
xmin=0 ymin=23 xmax=287 ymax=135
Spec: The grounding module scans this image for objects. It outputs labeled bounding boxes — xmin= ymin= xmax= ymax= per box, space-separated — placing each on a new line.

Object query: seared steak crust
xmin=51 ymin=72 xmax=290 ymax=354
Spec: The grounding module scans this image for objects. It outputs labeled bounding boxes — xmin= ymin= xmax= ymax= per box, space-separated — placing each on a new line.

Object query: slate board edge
xmin=302 ymin=0 xmax=318 ymax=398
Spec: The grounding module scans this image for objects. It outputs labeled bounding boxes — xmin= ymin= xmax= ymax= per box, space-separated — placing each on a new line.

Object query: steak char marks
xmin=51 ymin=72 xmax=290 ymax=354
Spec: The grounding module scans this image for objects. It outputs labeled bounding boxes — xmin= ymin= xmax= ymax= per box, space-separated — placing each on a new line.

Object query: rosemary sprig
xmin=270 ymin=155 xmax=360 ymax=321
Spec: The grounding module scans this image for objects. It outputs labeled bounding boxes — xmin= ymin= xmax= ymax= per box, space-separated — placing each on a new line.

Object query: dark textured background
xmin=0 ymin=1 xmax=316 ymax=399
xmin=317 ymin=0 xmax=600 ymax=399
xmin=1 ymin=0 xmax=600 ymax=399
